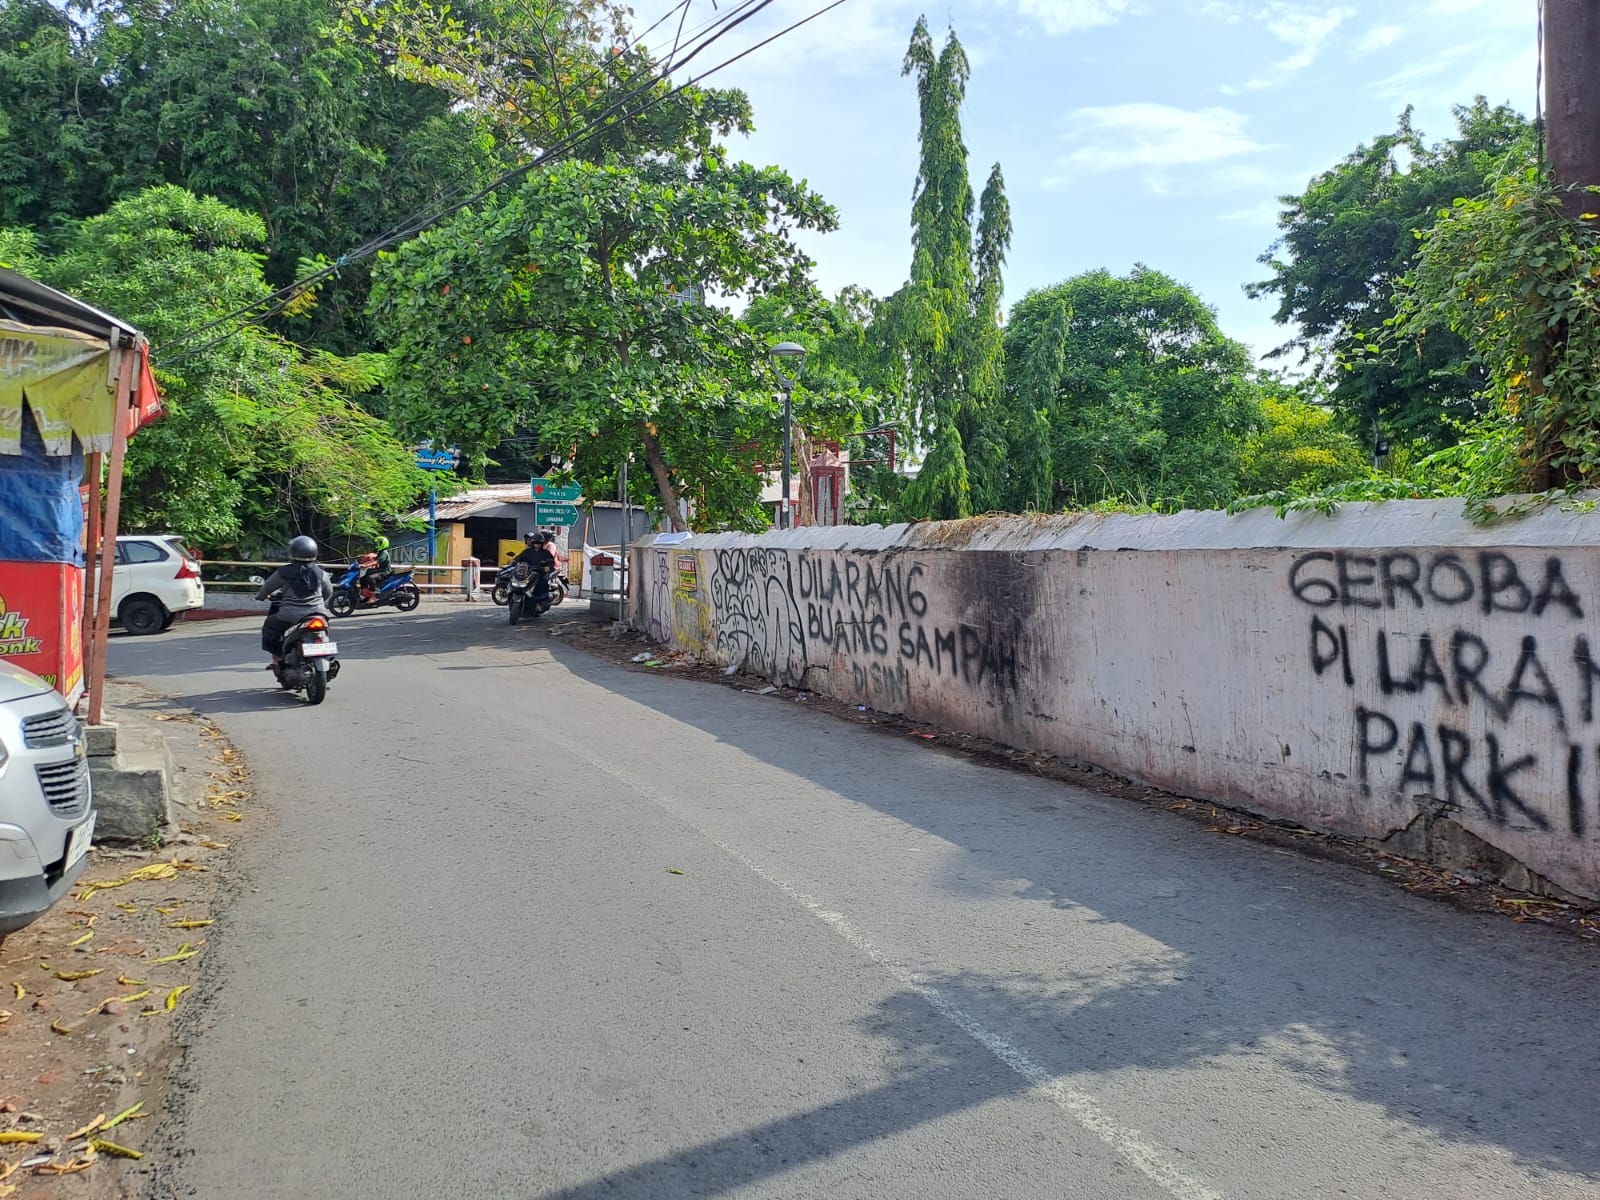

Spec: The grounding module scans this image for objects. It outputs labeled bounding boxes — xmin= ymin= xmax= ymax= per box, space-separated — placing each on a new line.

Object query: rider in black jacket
xmin=512 ymin=533 xmax=555 ymax=602
xmin=255 ymin=536 xmax=333 ymax=667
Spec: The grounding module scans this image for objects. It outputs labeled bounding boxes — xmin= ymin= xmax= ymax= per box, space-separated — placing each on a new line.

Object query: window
xmin=119 ymin=539 xmax=169 ymax=564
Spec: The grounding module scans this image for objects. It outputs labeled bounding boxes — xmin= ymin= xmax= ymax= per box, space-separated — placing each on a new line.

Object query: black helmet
xmin=524 ymin=532 xmax=538 ymax=544
xmin=288 ymin=535 xmax=318 ymax=561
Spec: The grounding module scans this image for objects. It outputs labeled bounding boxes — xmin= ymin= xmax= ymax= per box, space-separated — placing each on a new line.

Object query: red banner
xmin=127 ymin=343 xmax=162 ymax=437
xmin=0 ymin=560 xmax=84 ymax=702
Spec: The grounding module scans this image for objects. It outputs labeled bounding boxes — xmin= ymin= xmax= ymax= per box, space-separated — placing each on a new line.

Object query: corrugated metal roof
xmin=406 ymin=482 xmax=533 ymax=521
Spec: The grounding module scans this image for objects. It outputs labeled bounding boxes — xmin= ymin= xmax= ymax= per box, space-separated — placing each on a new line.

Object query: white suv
xmin=112 ymin=534 xmax=205 ymax=635
xmin=0 ymin=659 xmax=94 ymax=942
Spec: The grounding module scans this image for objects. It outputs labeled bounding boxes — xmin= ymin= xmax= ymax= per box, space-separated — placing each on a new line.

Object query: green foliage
xmin=369 ymin=157 xmax=837 ymax=530
xmin=1236 ymin=384 xmax=1368 ymax=495
xmin=19 ymin=186 xmax=428 ymax=552
xmin=1004 ymin=266 xmax=1260 ymax=512
xmin=1249 ymin=100 xmax=1532 ymax=445
xmin=343 ymin=0 xmax=752 ymax=166
xmin=878 ymin=19 xmax=1009 ymax=523
xmin=0 ymin=0 xmax=499 ymax=352
xmin=1394 ymin=166 xmax=1600 ymax=493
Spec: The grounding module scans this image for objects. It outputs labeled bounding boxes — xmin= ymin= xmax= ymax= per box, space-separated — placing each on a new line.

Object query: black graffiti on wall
xmin=708 ymin=548 xmax=808 ymax=686
xmin=797 ymin=552 xmax=1019 ymax=690
xmin=1289 ymin=549 xmax=1598 ymax=837
xmin=704 ymin=548 xmax=1024 ymax=696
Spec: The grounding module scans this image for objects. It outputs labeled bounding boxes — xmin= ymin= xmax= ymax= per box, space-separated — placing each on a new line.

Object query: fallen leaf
xmin=146 ymin=944 xmax=199 ymax=965
xmin=221 ymin=812 xmax=242 ymax=823
xmin=154 ymin=907 xmax=178 ymax=916
xmin=168 ymin=920 xmax=213 ymax=930
xmin=0 ymin=1010 xmax=9 ymax=1024
xmin=665 ymin=868 xmax=685 ymax=875
xmin=102 ymin=1102 xmax=144 ymax=1131
xmin=164 ymin=985 xmax=191 ymax=1012
xmin=34 ymin=1157 xmax=94 ymax=1174
xmin=54 ymin=969 xmax=102 ymax=982
xmin=198 ymin=840 xmax=229 ymax=850
xmin=115 ymin=976 xmax=146 ymax=987
xmin=0 ymin=1133 xmax=42 ymax=1145
xmin=50 ymin=1018 xmax=73 ymax=1035
xmin=67 ymin=1114 xmax=107 ymax=1140
xmin=89 ymin=1137 xmax=141 ymax=1160
xmin=8 ymin=984 xmax=20 ymax=1001
xmin=85 ymin=989 xmax=150 ymax=1015
xmin=113 ymin=903 xmax=138 ymax=914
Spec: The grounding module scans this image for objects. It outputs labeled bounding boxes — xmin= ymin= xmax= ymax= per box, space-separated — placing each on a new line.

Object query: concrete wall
xmin=631 ymin=502 xmax=1600 ymax=900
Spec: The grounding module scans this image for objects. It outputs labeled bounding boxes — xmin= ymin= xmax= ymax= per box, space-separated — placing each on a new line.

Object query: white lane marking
xmin=569 ymin=745 xmax=1224 ymax=1200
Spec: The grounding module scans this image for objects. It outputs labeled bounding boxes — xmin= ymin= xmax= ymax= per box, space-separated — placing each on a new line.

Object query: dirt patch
xmin=565 ymin=620 xmax=1600 ymax=946
xmin=0 ymin=681 xmax=253 ymax=1198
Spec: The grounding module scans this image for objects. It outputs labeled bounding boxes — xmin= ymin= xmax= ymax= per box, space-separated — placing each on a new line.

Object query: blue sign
xmin=415 ymin=446 xmax=459 ymax=471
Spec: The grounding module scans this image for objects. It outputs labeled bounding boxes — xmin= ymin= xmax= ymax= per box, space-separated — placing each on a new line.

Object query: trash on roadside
xmin=756 ymin=686 xmax=778 ymax=696
xmin=630 ymin=653 xmax=652 ymax=663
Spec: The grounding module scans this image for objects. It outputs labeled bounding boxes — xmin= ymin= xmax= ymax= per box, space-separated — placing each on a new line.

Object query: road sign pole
xmin=428 ymin=482 xmax=436 ymax=567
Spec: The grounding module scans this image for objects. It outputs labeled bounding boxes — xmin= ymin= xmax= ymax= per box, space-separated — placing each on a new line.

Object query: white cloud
xmin=1048 ymin=103 xmax=1266 ymax=188
xmin=1355 ymin=24 xmax=1405 ymax=53
xmin=1236 ymin=3 xmax=1356 ymax=90
xmin=1011 ymin=0 xmax=1137 ymax=37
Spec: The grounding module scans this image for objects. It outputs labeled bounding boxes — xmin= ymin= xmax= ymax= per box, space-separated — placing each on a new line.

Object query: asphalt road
xmin=109 ymin=603 xmax=1600 ymax=1200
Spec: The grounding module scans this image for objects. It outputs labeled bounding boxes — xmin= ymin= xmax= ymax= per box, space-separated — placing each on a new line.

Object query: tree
xmin=1249 ymin=100 xmax=1532 ymax=445
xmin=0 ymin=0 xmax=500 ymax=352
xmin=369 ymin=157 xmax=837 ymax=530
xmin=343 ymin=0 xmax=752 ymax=167
xmin=877 ymin=19 xmax=1008 ymax=522
xmin=1235 ymin=383 xmax=1369 ymax=496
xmin=18 ymin=186 xmax=429 ymax=551
xmin=1005 ymin=266 xmax=1260 ymax=511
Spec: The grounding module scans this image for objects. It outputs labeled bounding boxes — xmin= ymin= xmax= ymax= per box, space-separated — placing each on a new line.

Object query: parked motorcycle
xmin=494 ymin=564 xmax=566 ymax=607
xmin=329 ymin=559 xmax=421 ymax=616
xmin=273 ymin=610 xmax=339 ymax=705
xmin=506 ymin=562 xmax=554 ymax=625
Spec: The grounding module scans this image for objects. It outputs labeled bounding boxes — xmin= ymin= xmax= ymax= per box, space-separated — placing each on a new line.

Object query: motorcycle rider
xmin=255 ymin=536 xmax=334 ymax=668
xmin=512 ymin=532 xmax=555 ymax=606
xmin=357 ymin=536 xmax=392 ymax=600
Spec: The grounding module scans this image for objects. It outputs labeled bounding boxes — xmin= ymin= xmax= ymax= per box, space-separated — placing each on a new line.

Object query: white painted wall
xmin=632 ymin=502 xmax=1600 ymax=900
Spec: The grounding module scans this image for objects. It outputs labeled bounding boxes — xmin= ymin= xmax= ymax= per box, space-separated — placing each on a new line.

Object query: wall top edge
xmin=635 ymin=495 xmax=1600 ymax=555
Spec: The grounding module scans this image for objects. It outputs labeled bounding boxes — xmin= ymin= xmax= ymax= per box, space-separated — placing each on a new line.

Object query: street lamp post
xmin=771 ymin=342 xmax=806 ymax=529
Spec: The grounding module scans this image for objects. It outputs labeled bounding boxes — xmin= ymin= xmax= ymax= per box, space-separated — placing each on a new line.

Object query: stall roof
xmin=0 ymin=268 xmax=141 ymax=344
xmin=405 ymin=482 xmax=536 ymax=521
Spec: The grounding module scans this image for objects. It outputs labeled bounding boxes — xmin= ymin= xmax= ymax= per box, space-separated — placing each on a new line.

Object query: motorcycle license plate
xmin=66 ymin=815 xmax=95 ymax=869
xmin=303 ymin=642 xmax=338 ymax=657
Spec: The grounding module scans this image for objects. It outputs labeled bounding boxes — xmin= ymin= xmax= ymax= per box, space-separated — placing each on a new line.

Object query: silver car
xmin=0 ymin=660 xmax=95 ymax=941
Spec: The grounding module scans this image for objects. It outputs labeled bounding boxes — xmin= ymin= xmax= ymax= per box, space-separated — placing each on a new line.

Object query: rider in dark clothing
xmin=256 ymin=536 xmax=334 ymax=666
xmin=512 ymin=533 xmax=555 ymax=602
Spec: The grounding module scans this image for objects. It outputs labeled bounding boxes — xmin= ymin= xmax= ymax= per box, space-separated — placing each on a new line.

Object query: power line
xmin=157 ymin=0 xmax=786 ymax=363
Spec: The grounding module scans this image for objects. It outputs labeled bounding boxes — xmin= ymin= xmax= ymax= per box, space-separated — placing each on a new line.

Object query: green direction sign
xmin=534 ymin=501 xmax=580 ymax=526
xmin=530 ymin=477 xmax=582 ymax=502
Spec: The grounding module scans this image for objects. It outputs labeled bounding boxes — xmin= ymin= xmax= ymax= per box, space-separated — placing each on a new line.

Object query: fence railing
xmin=198 ymin=560 xmax=486 ymax=596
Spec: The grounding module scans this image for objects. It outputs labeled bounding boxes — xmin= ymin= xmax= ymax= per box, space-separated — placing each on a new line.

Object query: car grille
xmin=36 ymin=760 xmax=90 ymax=820
xmin=22 ymin=709 xmax=76 ymax=749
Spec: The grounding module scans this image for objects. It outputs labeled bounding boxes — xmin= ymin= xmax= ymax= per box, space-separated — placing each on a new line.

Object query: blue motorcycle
xmin=329 ymin=561 xmax=421 ymax=616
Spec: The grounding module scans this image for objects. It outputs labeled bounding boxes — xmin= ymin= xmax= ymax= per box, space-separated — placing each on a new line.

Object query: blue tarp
xmin=0 ymin=413 xmax=83 ymax=565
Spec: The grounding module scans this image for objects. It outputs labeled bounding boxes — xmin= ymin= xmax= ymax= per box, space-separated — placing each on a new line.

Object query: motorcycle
xmin=506 ymin=562 xmax=554 ymax=625
xmin=493 ymin=564 xmax=567 ymax=607
xmin=272 ymin=608 xmax=339 ymax=705
xmin=329 ymin=559 xmax=421 ymax=617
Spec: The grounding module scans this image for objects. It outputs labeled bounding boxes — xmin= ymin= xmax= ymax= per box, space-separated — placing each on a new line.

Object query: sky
xmin=639 ymin=0 xmax=1538 ymax=361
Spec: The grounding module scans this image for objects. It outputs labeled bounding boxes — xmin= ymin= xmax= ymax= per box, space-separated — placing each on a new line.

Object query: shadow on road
xmin=529 ymin=637 xmax=1600 ymax=1192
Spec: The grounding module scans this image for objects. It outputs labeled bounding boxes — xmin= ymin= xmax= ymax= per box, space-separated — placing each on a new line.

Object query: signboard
xmin=676 ymin=554 xmax=698 ymax=594
xmin=414 ymin=446 xmax=459 ymax=470
xmin=0 ymin=563 xmax=83 ymax=701
xmin=534 ymin=501 xmax=580 ymax=526
xmin=531 ymin=477 xmax=582 ymax=502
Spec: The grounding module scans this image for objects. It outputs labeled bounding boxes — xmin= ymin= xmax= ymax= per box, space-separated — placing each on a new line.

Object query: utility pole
xmin=1546 ymin=0 xmax=1600 ymax=217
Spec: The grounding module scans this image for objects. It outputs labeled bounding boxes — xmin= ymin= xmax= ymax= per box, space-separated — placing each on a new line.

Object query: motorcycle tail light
xmin=307 ymin=617 xmax=327 ymax=631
